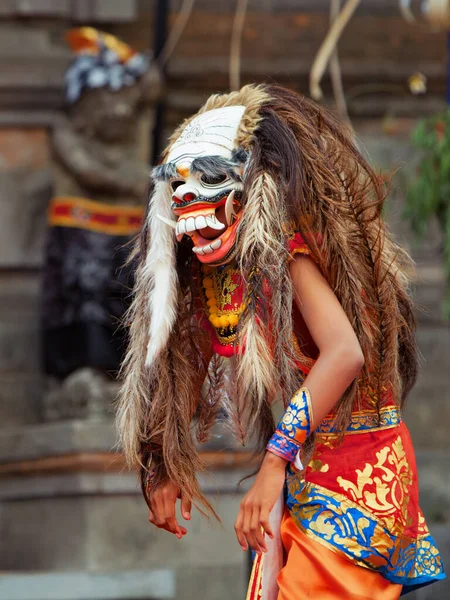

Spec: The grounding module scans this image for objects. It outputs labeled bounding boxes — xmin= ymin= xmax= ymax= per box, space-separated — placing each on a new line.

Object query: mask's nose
xmin=182 ymin=191 xmax=197 ymax=202
xmin=172 ymin=185 xmax=198 ymax=205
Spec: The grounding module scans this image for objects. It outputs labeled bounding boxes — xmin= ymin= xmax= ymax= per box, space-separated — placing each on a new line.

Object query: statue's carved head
xmin=64 ymin=27 xmax=161 ymax=141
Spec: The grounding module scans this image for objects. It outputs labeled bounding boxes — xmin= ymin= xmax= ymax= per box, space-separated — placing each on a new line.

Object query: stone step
xmin=0 ymin=570 xmax=175 ymax=600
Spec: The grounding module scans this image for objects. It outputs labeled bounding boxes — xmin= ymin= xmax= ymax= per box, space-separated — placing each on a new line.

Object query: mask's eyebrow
xmin=190 ymin=152 xmax=248 ymax=182
xmin=152 ymin=163 xmax=178 ymax=182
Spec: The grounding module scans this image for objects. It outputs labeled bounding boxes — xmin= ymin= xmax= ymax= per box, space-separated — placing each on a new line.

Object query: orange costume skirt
xmin=277 ymin=511 xmax=402 ymax=600
xmin=246 ymin=404 xmax=445 ymax=599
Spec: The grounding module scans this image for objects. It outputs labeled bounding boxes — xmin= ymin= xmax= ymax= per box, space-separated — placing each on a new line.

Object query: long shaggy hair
xmin=116 ymin=84 xmax=418 ymax=516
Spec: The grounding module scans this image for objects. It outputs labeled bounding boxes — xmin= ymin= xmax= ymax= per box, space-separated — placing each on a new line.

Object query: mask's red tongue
xmin=199 ymin=205 xmax=227 ymax=239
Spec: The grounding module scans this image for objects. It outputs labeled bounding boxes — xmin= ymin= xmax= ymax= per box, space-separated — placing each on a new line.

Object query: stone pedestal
xmin=0 ymin=420 xmax=252 ymax=600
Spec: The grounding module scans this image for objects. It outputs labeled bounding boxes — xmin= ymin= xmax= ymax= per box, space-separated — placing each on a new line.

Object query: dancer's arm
xmin=234 ymin=254 xmax=364 ymax=554
xmin=266 ymin=253 xmax=365 ymax=461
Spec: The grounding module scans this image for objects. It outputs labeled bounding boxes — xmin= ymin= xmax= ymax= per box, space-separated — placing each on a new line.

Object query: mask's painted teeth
xmin=176 ymin=215 xmax=225 ymax=238
xmin=225 ymin=190 xmax=237 ymax=226
xmin=176 ymin=220 xmax=186 ymax=240
xmin=205 ymin=215 xmax=225 ymax=231
xmin=195 ymin=216 xmax=208 ymax=230
xmin=192 ymin=238 xmax=223 ymax=255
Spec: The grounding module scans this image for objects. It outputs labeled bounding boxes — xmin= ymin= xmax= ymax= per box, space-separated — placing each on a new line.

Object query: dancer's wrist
xmin=264 ymin=448 xmax=289 ymax=469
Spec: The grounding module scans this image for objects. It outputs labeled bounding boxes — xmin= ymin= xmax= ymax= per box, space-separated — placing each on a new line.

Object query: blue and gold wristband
xmin=266 ymin=387 xmax=314 ymax=462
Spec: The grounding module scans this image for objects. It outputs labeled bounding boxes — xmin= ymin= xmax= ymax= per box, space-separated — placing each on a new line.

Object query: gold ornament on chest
xmin=201 ymin=263 xmax=245 ymax=339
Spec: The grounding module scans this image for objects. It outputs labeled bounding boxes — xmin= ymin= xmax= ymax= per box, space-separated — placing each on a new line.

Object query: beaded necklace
xmin=200 ymin=262 xmax=245 ymax=346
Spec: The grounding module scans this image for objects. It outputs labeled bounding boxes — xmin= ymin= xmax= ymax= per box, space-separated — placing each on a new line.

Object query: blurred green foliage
xmin=406 ymin=110 xmax=450 ymax=319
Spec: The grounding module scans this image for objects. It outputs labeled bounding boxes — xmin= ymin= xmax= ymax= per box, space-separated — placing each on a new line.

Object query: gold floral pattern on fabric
xmin=309 ymin=458 xmax=330 ymax=473
xmin=285 ymin=479 xmax=445 ymax=584
xmin=287 ymin=479 xmax=395 ymax=563
xmin=336 ymin=435 xmax=413 ymax=534
xmin=417 ymin=509 xmax=431 ymax=536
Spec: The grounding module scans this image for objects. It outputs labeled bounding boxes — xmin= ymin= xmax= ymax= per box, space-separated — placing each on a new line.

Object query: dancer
xmin=117 ymin=84 xmax=445 ymax=598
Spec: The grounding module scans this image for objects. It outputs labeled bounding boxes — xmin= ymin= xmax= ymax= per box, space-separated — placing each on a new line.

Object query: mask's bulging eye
xmin=170 ymin=180 xmax=185 ymax=192
xmin=200 ymin=173 xmax=228 ymax=186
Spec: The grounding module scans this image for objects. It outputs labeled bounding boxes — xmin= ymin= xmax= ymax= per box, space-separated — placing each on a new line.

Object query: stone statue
xmin=42 ymin=28 xmax=161 ymax=421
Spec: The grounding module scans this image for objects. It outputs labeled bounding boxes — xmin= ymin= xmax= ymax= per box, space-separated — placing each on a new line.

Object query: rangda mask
xmin=153 ymin=106 xmax=248 ymax=265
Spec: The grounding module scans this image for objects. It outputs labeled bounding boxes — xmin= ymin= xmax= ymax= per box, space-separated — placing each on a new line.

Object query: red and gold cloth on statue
xmin=42 ymin=197 xmax=144 ymax=377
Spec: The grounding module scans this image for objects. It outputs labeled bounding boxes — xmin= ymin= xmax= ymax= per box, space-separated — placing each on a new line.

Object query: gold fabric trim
xmin=316 ymin=405 xmax=401 ymax=436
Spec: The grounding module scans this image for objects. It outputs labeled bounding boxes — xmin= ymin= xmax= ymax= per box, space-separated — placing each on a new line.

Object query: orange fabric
xmin=65 ymin=27 xmax=137 ymax=62
xmin=277 ymin=511 xmax=403 ymax=600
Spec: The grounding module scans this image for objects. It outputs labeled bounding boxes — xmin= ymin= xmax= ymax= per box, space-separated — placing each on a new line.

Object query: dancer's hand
xmin=148 ymin=480 xmax=192 ymax=539
xmin=234 ymin=452 xmax=287 ymax=554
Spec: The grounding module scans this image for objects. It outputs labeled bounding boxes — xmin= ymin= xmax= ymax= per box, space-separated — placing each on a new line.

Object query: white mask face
xmin=155 ymin=106 xmax=248 ymax=265
xmin=166 ymin=106 xmax=246 ymax=163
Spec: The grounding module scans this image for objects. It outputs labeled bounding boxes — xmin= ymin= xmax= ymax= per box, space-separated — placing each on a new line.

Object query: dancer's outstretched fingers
xmin=242 ymin=500 xmax=261 ymax=555
xmin=181 ymin=494 xmax=192 ymax=521
xmin=234 ymin=505 xmax=248 ymax=551
xmin=260 ymin=506 xmax=274 ymax=540
xmin=152 ymin=489 xmax=166 ymax=526
xmin=162 ymin=487 xmax=181 ymax=537
xmin=241 ymin=498 xmax=253 ymax=550
xmin=251 ymin=505 xmax=267 ymax=553
xmin=148 ymin=508 xmax=157 ymax=525
xmin=248 ymin=505 xmax=265 ymax=554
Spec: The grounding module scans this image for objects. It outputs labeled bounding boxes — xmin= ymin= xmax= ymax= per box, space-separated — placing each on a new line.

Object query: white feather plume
xmin=143 ymin=181 xmax=178 ymax=367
